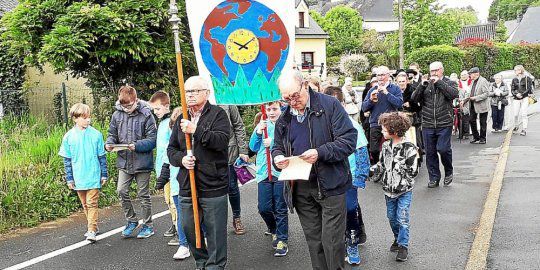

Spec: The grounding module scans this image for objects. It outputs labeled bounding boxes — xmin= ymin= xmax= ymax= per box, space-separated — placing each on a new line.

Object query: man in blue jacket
xmin=272 ymin=69 xmax=357 ymax=270
xmin=362 ymin=66 xmax=403 ymax=164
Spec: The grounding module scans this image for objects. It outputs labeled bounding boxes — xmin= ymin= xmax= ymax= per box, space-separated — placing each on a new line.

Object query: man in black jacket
xmin=167 ymin=76 xmax=231 ymax=270
xmin=272 ymin=69 xmax=357 ymax=270
xmin=412 ymin=62 xmax=459 ymax=188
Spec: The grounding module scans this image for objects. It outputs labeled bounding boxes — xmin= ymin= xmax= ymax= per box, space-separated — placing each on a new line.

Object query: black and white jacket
xmin=370 ymin=140 xmax=419 ymax=198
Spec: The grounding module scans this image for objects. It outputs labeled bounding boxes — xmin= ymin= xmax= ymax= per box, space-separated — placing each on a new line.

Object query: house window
xmin=299 ymin=12 xmax=305 ymax=28
xmin=301 ymin=52 xmax=314 ymax=69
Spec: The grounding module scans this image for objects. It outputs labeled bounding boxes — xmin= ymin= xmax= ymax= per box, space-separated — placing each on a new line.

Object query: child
xmin=249 ymin=101 xmax=289 ymax=257
xmin=105 ymin=85 xmax=157 ymax=239
xmin=59 ymin=103 xmax=108 ymax=243
xmin=370 ymin=112 xmax=418 ymax=262
xmin=150 ymin=92 xmax=190 ymax=260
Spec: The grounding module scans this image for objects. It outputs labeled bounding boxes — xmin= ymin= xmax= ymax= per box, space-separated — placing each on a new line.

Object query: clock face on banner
xmin=199 ymin=0 xmax=290 ymax=105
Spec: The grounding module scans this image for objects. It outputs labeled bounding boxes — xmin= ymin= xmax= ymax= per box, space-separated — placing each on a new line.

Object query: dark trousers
xmin=228 ymin=165 xmax=241 ymax=218
xmin=369 ymin=126 xmax=383 ymax=164
xmin=180 ymin=195 xmax=228 ymax=270
xmin=422 ymin=127 xmax=453 ymax=182
xmin=294 ymin=181 xmax=346 ymax=270
xmin=345 ymin=187 xmax=364 ymax=245
xmin=491 ymin=105 xmax=505 ymax=130
xmin=469 ymin=105 xmax=488 ymax=141
xmin=462 ymin=114 xmax=471 ymax=136
xmin=258 ymin=177 xmax=288 ymax=241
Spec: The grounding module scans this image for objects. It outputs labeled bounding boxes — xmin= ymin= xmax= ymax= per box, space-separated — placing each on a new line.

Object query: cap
xmin=468 ymin=67 xmax=480 ymax=74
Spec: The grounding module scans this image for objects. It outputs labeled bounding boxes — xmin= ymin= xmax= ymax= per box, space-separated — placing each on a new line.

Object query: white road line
xmin=4 ymin=210 xmax=170 ymax=270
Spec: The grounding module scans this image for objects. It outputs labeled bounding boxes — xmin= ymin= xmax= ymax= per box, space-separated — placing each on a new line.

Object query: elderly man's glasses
xmin=283 ymin=82 xmax=304 ymax=103
xmin=185 ymin=89 xmax=208 ymax=96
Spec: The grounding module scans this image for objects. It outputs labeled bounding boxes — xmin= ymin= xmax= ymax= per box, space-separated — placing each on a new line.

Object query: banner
xmin=185 ymin=0 xmax=296 ymax=105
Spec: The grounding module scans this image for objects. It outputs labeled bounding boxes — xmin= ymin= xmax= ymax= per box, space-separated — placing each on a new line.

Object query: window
xmin=301 ymin=52 xmax=314 ymax=69
xmin=299 ymin=12 xmax=305 ymax=28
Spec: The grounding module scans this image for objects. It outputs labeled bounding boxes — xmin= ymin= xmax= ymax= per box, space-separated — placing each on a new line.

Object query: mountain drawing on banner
xmin=199 ymin=0 xmax=290 ymax=104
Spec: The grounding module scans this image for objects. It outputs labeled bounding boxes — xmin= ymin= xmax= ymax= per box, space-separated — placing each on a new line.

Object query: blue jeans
xmin=228 ymin=165 xmax=241 ymax=218
xmin=172 ymin=195 xmax=188 ymax=246
xmin=422 ymin=127 xmax=453 ymax=182
xmin=345 ymin=187 xmax=361 ymax=244
xmin=385 ymin=191 xmax=412 ymax=248
xmin=257 ymin=177 xmax=288 ymax=241
xmin=491 ymin=105 xmax=505 ymax=130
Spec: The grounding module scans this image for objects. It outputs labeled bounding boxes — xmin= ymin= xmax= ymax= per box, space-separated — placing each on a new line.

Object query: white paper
xmin=278 ymin=156 xmax=313 ymax=181
xmin=110 ymin=144 xmax=130 ymax=152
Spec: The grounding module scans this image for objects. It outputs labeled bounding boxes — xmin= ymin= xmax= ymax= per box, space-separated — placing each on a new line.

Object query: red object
xmin=260 ymin=104 xmax=273 ymax=181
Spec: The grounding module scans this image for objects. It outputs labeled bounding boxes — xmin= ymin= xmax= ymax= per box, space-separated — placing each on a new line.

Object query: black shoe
xmin=390 ymin=240 xmax=399 ymax=252
xmin=358 ymin=225 xmax=367 ymax=245
xmin=163 ymin=225 xmax=176 ymax=237
xmin=443 ymin=175 xmax=453 ymax=186
xmin=470 ymin=139 xmax=480 ymax=144
xmin=479 ymin=139 xmax=486 ymax=144
xmin=396 ymin=246 xmax=408 ymax=262
xmin=428 ymin=180 xmax=439 ymax=188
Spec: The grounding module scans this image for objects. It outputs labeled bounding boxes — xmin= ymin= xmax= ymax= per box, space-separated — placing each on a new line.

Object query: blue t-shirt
xmin=155 ymin=118 xmax=180 ymax=196
xmin=58 ymin=126 xmax=106 ymax=190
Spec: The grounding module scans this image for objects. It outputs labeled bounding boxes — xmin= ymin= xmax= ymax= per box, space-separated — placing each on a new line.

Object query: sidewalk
xmin=487 ymin=112 xmax=540 ymax=269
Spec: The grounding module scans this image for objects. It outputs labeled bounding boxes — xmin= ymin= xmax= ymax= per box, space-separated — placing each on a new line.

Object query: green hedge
xmin=407 ymin=42 xmax=540 ymax=79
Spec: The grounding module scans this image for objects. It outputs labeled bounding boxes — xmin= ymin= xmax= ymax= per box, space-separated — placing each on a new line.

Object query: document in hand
xmin=278 ymin=156 xmax=313 ymax=181
xmin=110 ymin=144 xmax=130 ymax=152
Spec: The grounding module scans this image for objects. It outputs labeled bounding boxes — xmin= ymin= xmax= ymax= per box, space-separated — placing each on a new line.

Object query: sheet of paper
xmin=110 ymin=144 xmax=130 ymax=152
xmin=278 ymin=156 xmax=313 ymax=181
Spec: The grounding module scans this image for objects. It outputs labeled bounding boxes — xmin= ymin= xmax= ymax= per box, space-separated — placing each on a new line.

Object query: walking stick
xmin=169 ymin=0 xmax=202 ymax=248
xmin=260 ymin=105 xmax=273 ymax=181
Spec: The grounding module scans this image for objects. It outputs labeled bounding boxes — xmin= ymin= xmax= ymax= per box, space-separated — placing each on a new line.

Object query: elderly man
xmin=467 ymin=67 xmax=491 ymax=144
xmin=272 ymin=69 xmax=357 ymax=270
xmin=412 ymin=62 xmax=459 ymax=188
xmin=362 ymin=66 xmax=403 ymax=165
xmin=168 ymin=76 xmax=231 ymax=270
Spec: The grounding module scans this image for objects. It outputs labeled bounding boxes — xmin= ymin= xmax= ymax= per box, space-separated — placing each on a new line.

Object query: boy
xmin=59 ymin=103 xmax=107 ymax=243
xmin=249 ymin=101 xmax=289 ymax=257
xmin=370 ymin=112 xmax=419 ymax=262
xmin=149 ymin=92 xmax=190 ymax=260
xmin=105 ymin=85 xmax=157 ymax=239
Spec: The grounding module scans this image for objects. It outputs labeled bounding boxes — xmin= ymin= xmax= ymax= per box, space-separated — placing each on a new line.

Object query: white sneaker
xmin=173 ymin=245 xmax=191 ymax=260
xmin=86 ymin=231 xmax=97 ymax=243
xmin=84 ymin=228 xmax=99 ymax=237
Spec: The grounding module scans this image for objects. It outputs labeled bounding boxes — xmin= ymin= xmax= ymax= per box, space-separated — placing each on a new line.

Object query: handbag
xmin=529 ymin=94 xmax=538 ymax=105
xmin=501 ymin=97 xmax=509 ymax=106
xmin=233 ymin=157 xmax=256 ymax=185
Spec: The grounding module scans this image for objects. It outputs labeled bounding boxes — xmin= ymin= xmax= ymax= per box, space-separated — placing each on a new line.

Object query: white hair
xmin=377 ymin=66 xmax=390 ymax=74
xmin=278 ymin=69 xmax=303 ymax=90
xmin=429 ymin=61 xmax=444 ymax=71
xmin=185 ymin=75 xmax=209 ymax=90
xmin=460 ymin=70 xmax=468 ymax=76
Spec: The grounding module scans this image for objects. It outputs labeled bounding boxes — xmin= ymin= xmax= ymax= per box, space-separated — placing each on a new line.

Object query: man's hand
xmin=182 ymin=155 xmax=196 ymax=170
xmin=300 ymin=149 xmax=318 ymax=164
xmin=263 ymin=138 xmax=272 ymax=148
xmin=370 ymin=90 xmax=379 ymax=102
xmin=274 ymin=155 xmax=289 ymax=170
xmin=105 ymin=144 xmax=114 ymax=152
xmin=257 ymin=120 xmax=267 ymax=135
xmin=403 ymin=102 xmax=410 ymax=108
xmin=239 ymin=154 xmax=249 ymax=162
xmin=517 ymin=93 xmax=523 ymax=99
xmin=380 ymin=87 xmax=389 ymax=95
xmin=430 ymin=75 xmax=439 ymax=83
xmin=67 ymin=182 xmax=75 ymax=190
xmin=128 ymin=143 xmax=135 ymax=151
xmin=101 ymin=178 xmax=107 ymax=186
xmin=180 ymin=119 xmax=197 ymax=134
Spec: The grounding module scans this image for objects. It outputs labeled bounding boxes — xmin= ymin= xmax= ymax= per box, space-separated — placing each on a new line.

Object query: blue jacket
xmin=249 ymin=120 xmax=280 ymax=182
xmin=272 ymin=90 xmax=357 ymax=198
xmin=362 ymin=83 xmax=403 ymax=127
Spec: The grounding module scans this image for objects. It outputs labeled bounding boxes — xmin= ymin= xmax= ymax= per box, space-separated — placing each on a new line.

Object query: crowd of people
xmin=58 ymin=62 xmax=535 ymax=270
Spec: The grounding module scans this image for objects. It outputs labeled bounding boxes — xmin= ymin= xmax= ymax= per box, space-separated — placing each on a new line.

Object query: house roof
xmin=0 ymin=0 xmax=18 ymax=17
xmin=296 ymin=15 xmax=329 ymax=39
xmin=507 ymin=7 xmax=540 ymax=44
xmin=454 ymin=23 xmax=496 ymax=44
xmin=296 ymin=0 xmax=302 ymax=8
xmin=504 ymin=19 xmax=519 ymax=36
xmin=316 ymin=0 xmax=397 ymax=22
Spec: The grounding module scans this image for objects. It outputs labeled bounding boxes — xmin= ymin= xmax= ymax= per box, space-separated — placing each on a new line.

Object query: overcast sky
xmin=438 ymin=0 xmax=494 ymax=23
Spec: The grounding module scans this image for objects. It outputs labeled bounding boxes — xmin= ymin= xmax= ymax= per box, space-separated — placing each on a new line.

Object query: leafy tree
xmin=0 ymin=41 xmax=27 ymax=117
xmin=495 ymin=21 xmax=508 ymax=42
xmin=488 ymin=0 xmax=539 ymax=21
xmin=310 ymin=6 xmax=363 ymax=57
xmin=338 ymin=53 xmax=370 ymax=80
xmin=442 ymin=7 xmax=479 ymax=27
xmin=1 ymin=0 xmax=196 ymax=116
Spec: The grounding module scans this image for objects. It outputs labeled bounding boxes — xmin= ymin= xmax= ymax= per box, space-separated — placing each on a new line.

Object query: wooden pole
xmin=398 ymin=0 xmax=405 ymax=69
xmin=260 ymin=104 xmax=273 ymax=181
xmin=169 ymin=0 xmax=202 ymax=249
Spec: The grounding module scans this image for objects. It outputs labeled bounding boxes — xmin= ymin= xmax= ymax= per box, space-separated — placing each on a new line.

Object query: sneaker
xmin=479 ymin=139 xmax=486 ymax=144
xmin=345 ymin=244 xmax=361 ymax=265
xmin=84 ymin=228 xmax=99 ymax=237
xmin=272 ymin=234 xmax=278 ymax=249
xmin=274 ymin=241 xmax=288 ymax=257
xmin=428 ymin=180 xmax=439 ymax=188
xmin=136 ymin=225 xmax=155 ymax=239
xmin=232 ymin=217 xmax=246 ymax=235
xmin=264 ymin=229 xmax=273 ymax=236
xmin=173 ymin=245 xmax=191 ymax=260
xmin=168 ymin=236 xmax=180 ymax=246
xmin=86 ymin=231 xmax=97 ymax=243
xmin=470 ymin=139 xmax=480 ymax=144
xmin=443 ymin=175 xmax=453 ymax=186
xmin=520 ymin=130 xmax=526 ymax=136
xmin=396 ymin=246 xmax=408 ymax=262
xmin=390 ymin=240 xmax=399 ymax=252
xmin=491 ymin=129 xmax=499 ymax=133
xmin=122 ymin=222 xmax=138 ymax=238
xmin=164 ymin=225 xmax=176 ymax=237
xmin=513 ymin=127 xmax=519 ymax=134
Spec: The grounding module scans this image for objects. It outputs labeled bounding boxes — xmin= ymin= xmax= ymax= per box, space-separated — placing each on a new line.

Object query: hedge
xmin=406 ymin=45 xmax=464 ymax=76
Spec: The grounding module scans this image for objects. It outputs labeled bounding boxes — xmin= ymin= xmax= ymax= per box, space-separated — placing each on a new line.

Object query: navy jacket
xmin=272 ymin=90 xmax=357 ymax=198
xmin=362 ymin=83 xmax=403 ymax=127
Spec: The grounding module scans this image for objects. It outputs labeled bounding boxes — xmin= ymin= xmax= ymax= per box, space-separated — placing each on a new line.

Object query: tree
xmin=1 ymin=0 xmax=196 ymax=107
xmin=488 ymin=0 xmax=539 ymax=21
xmin=442 ymin=7 xmax=479 ymax=27
xmin=338 ymin=53 xmax=370 ymax=80
xmin=310 ymin=6 xmax=364 ymax=58
xmin=495 ymin=21 xmax=508 ymax=42
xmin=402 ymin=0 xmax=461 ymax=54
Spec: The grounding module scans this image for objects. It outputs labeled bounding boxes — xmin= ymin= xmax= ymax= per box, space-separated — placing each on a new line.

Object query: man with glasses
xmin=362 ymin=66 xmax=404 ymax=165
xmin=167 ymin=76 xmax=231 ymax=270
xmin=411 ymin=62 xmax=459 ymax=188
xmin=272 ymin=69 xmax=357 ymax=270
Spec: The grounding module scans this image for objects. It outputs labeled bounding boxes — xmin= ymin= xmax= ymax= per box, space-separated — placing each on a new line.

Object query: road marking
xmin=465 ymin=130 xmax=513 ymax=270
xmin=4 ymin=210 xmax=170 ymax=270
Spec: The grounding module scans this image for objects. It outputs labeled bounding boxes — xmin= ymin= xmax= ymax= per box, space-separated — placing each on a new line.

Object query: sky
xmin=438 ymin=0 xmax=495 ymax=23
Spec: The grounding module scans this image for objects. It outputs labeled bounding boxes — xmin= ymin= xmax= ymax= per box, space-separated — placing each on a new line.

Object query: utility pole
xmin=398 ymin=0 xmax=405 ymax=69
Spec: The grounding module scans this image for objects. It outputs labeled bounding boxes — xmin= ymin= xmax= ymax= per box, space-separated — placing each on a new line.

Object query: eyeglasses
xmin=376 ymin=73 xmax=388 ymax=77
xmin=283 ymin=82 xmax=304 ymax=103
xmin=121 ymin=101 xmax=136 ymax=111
xmin=430 ymin=68 xmax=441 ymax=72
xmin=185 ymin=89 xmax=208 ymax=96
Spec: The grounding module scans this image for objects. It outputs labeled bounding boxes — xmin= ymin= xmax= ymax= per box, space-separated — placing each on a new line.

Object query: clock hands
xmin=233 ymin=37 xmax=255 ymax=50
xmin=242 ymin=38 xmax=255 ymax=48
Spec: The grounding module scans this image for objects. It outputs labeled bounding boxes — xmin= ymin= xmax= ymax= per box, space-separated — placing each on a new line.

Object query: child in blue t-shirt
xmin=58 ymin=103 xmax=107 ymax=243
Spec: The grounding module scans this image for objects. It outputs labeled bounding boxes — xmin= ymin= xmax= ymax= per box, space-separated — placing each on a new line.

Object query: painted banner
xmin=185 ymin=0 xmax=296 ymax=105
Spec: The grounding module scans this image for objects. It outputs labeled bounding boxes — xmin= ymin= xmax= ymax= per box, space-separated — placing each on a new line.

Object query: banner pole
xmin=260 ymin=104 xmax=273 ymax=181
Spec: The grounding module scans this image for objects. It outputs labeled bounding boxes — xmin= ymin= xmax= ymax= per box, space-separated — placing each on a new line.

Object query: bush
xmin=338 ymin=54 xmax=370 ymax=81
xmin=406 ymin=45 xmax=464 ymax=75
